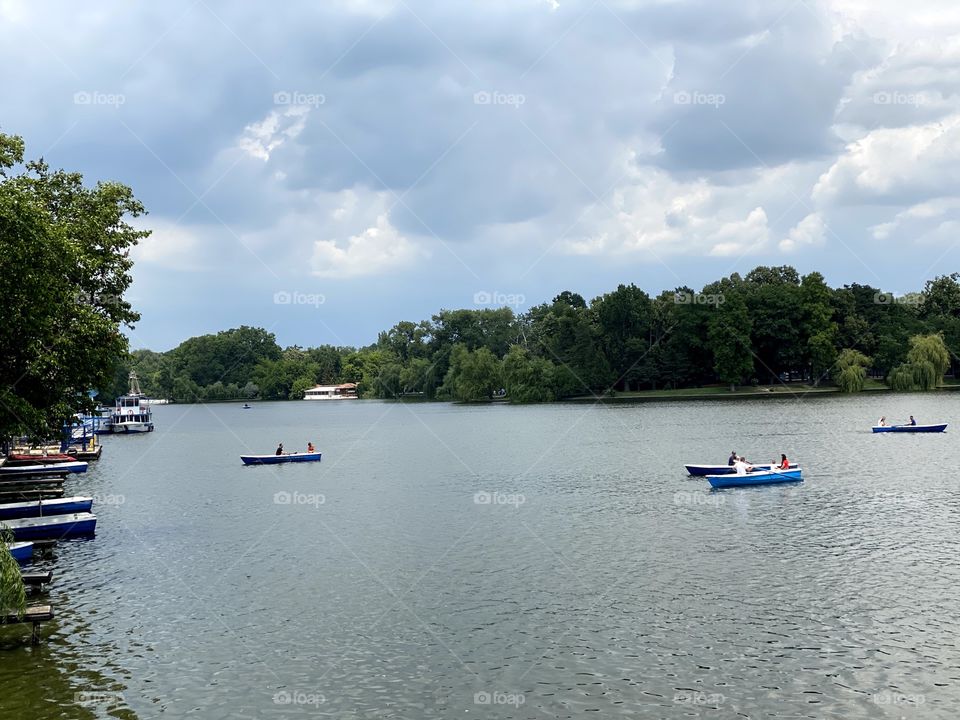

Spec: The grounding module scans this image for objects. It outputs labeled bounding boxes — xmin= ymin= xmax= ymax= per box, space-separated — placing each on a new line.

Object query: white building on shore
xmin=303 ymin=383 xmax=359 ymax=400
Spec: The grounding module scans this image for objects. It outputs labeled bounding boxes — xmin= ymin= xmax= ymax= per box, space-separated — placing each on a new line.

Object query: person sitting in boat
xmin=877 ymin=416 xmax=886 ymax=427
xmin=778 ymin=454 xmax=789 ymax=470
xmin=733 ymin=457 xmax=754 ymax=475
xmin=275 ymin=442 xmax=284 ymax=456
xmin=307 ymin=442 xmax=315 ymax=453
xmin=909 ymin=415 xmax=917 ymax=426
xmin=728 ymin=451 xmax=737 ymax=466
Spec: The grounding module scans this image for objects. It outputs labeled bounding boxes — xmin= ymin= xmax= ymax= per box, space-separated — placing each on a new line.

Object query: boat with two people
xmin=241 ymin=441 xmax=322 ymax=466
xmin=873 ymin=415 xmax=947 ymax=433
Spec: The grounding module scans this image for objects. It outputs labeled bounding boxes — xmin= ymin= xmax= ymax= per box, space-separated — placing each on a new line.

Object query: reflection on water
xmin=1 ymin=393 xmax=958 ymax=718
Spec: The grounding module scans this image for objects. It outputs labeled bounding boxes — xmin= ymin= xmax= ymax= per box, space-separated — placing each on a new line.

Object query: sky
xmin=3 ymin=0 xmax=960 ymax=350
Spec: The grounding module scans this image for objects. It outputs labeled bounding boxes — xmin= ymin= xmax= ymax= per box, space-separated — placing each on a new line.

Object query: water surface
xmin=1 ymin=394 xmax=957 ymax=718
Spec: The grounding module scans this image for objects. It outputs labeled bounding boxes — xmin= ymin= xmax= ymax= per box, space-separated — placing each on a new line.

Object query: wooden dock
xmin=1 ymin=605 xmax=54 ymax=644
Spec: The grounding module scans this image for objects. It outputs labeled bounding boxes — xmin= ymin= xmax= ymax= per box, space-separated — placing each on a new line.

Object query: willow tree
xmin=0 ymin=132 xmax=148 ymax=439
xmin=887 ymin=334 xmax=950 ymax=391
xmin=0 ymin=529 xmax=26 ymax=619
xmin=833 ymin=349 xmax=871 ymax=392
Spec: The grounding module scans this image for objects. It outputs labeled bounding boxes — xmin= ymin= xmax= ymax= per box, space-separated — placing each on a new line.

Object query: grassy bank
xmin=567 ymin=380 xmax=893 ymax=403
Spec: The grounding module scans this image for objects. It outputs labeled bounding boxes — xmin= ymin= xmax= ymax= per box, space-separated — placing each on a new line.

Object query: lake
xmin=1 ymin=393 xmax=958 ymax=718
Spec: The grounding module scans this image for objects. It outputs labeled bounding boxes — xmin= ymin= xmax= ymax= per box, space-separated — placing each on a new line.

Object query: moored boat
xmin=240 ymin=452 xmax=322 ymax=465
xmin=872 ymin=423 xmax=947 ymax=433
xmin=0 ymin=497 xmax=94 ymax=521
xmin=109 ymin=372 xmax=154 ymax=433
xmin=2 ymin=512 xmax=97 ymax=540
xmin=6 ymin=453 xmax=76 ymax=466
xmin=0 ymin=461 xmax=87 ymax=477
xmin=7 ymin=542 xmax=34 ymax=563
xmin=706 ymin=467 xmax=803 ymax=489
xmin=685 ymin=462 xmax=798 ymax=476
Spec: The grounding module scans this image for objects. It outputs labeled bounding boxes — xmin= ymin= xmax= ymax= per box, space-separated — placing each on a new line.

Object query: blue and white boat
xmin=872 ymin=423 xmax=947 ymax=433
xmin=2 ymin=512 xmax=97 ymax=540
xmin=0 ymin=497 xmax=94 ymax=521
xmin=240 ymin=452 xmax=322 ymax=466
xmin=706 ymin=467 xmax=803 ymax=489
xmin=6 ymin=542 xmax=34 ymax=563
xmin=108 ymin=372 xmax=154 ymax=433
xmin=685 ymin=462 xmax=798 ymax=476
xmin=0 ymin=461 xmax=87 ymax=477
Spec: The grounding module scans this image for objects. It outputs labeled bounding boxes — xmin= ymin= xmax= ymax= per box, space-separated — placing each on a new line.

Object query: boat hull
xmin=7 ymin=542 xmax=33 ymax=563
xmin=686 ymin=462 xmax=798 ymax=476
xmin=707 ymin=468 xmax=803 ymax=488
xmin=109 ymin=422 xmax=154 ymax=433
xmin=872 ymin=424 xmax=947 ymax=433
xmin=0 ymin=461 xmax=87 ymax=476
xmin=241 ymin=452 xmax=322 ymax=465
xmin=0 ymin=497 xmax=94 ymax=521
xmin=2 ymin=512 xmax=97 ymax=540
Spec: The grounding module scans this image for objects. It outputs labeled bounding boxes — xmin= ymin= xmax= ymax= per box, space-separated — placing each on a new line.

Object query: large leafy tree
xmin=0 ymin=133 xmax=148 ymax=438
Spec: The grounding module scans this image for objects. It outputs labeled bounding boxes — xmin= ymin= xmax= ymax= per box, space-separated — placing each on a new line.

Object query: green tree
xmin=833 ymin=349 xmax=871 ymax=392
xmin=502 ymin=346 xmax=558 ymax=402
xmin=0 ymin=528 xmax=26 ymax=620
xmin=887 ymin=334 xmax=950 ymax=391
xmin=441 ymin=345 xmax=503 ymax=401
xmin=0 ymin=132 xmax=147 ymax=438
xmin=707 ymin=282 xmax=753 ymax=391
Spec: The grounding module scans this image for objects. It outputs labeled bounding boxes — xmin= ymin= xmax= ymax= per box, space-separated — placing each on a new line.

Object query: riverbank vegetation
xmin=113 ymin=267 xmax=960 ymax=403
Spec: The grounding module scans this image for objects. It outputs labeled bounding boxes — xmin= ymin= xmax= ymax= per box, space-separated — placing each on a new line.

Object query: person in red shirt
xmin=779 ymin=454 xmax=789 ymax=470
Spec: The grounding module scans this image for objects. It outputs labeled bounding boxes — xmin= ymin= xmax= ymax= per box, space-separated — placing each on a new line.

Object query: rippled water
xmin=2 ymin=394 xmax=959 ymax=718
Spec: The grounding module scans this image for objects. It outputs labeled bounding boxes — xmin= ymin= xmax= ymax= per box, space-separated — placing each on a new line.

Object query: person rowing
xmin=909 ymin=415 xmax=917 ymax=426
xmin=275 ymin=442 xmax=284 ymax=456
xmin=778 ymin=453 xmax=789 ymax=470
xmin=877 ymin=416 xmax=886 ymax=427
xmin=728 ymin=450 xmax=737 ymax=466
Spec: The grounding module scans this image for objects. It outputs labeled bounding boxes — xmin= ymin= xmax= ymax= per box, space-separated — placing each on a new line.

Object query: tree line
xmin=110 ymin=267 xmax=960 ymax=403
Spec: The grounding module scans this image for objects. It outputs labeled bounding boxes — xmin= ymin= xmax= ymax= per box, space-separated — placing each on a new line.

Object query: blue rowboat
xmin=706 ymin=467 xmax=803 ymax=489
xmin=7 ymin=542 xmax=34 ymax=563
xmin=0 ymin=461 xmax=88 ymax=476
xmin=240 ymin=452 xmax=322 ymax=466
xmin=0 ymin=497 xmax=94 ymax=521
xmin=2 ymin=512 xmax=97 ymax=540
xmin=685 ymin=462 xmax=798 ymax=476
xmin=872 ymin=423 xmax=947 ymax=433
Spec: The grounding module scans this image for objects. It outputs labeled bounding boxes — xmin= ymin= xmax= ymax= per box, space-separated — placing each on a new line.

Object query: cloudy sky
xmin=3 ymin=0 xmax=960 ymax=350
